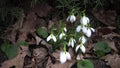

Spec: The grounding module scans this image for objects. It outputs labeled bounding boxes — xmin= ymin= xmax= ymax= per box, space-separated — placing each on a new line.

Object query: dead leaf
xmin=91 ymin=9 xmax=116 ymax=26
xmin=96 ymin=27 xmax=116 ymax=35
xmin=20 ymin=12 xmax=36 ymax=33
xmin=32 ymin=3 xmax=52 ymax=17
xmin=48 ymin=18 xmax=59 ymax=32
xmin=32 ymin=47 xmax=48 ymax=68
xmin=46 ymin=57 xmax=53 ymax=68
xmin=105 ymin=40 xmax=118 ymax=52
xmin=51 ymin=60 xmax=76 ymax=68
xmin=17 ymin=12 xmax=37 ymax=43
xmin=1 ymin=46 xmax=29 ymax=68
xmin=35 ymin=18 xmax=47 ymax=28
xmin=35 ymin=35 xmax=42 ymax=45
xmin=102 ymin=32 xmax=120 ymax=39
xmin=2 ymin=13 xmax=25 ymax=44
xmin=52 ymin=50 xmax=61 ymax=61
xmin=101 ymin=54 xmax=120 ymax=68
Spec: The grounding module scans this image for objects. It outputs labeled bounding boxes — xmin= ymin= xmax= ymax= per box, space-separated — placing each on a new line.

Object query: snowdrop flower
xmin=76 ymin=44 xmax=86 ymax=53
xmin=59 ymin=32 xmax=66 ymax=39
xmin=79 ymin=36 xmax=86 ymax=44
xmin=63 ymin=27 xmax=67 ymax=32
xmin=60 ymin=51 xmax=71 ymax=64
xmin=67 ymin=14 xmax=76 ymax=23
xmin=80 ymin=16 xmax=90 ymax=25
xmin=47 ymin=34 xmax=57 ymax=42
xmin=76 ymin=25 xmax=82 ymax=32
xmin=85 ymin=27 xmax=95 ymax=37
xmin=68 ymin=38 xmax=76 ymax=47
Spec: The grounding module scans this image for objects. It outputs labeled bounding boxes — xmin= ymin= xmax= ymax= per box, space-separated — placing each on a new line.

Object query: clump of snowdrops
xmin=46 ymin=10 xmax=95 ymax=64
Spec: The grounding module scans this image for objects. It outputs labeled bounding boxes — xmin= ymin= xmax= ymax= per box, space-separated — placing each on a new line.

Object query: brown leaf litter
xmin=1 ymin=46 xmax=29 ymax=68
xmin=91 ymin=9 xmax=117 ymax=26
xmin=102 ymin=54 xmax=120 ymax=68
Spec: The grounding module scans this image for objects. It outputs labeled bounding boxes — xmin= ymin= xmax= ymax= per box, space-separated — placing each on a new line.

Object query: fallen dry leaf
xmin=105 ymin=40 xmax=118 ymax=52
xmin=96 ymin=27 xmax=116 ymax=35
xmin=102 ymin=54 xmax=120 ymax=68
xmin=1 ymin=46 xmax=29 ymax=68
xmin=102 ymin=32 xmax=120 ymax=39
xmin=51 ymin=60 xmax=76 ymax=68
xmin=48 ymin=18 xmax=59 ymax=32
xmin=91 ymin=9 xmax=116 ymax=26
xmin=2 ymin=13 xmax=25 ymax=44
xmin=32 ymin=47 xmax=48 ymax=68
xmin=32 ymin=3 xmax=52 ymax=17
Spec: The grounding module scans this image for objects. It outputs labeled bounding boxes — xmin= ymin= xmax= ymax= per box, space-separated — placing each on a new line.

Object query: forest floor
xmin=0 ymin=2 xmax=120 ymax=68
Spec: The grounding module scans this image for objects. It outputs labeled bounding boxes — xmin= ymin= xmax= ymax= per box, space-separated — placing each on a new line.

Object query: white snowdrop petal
xmin=59 ymin=33 xmax=65 ymax=39
xmin=91 ymin=28 xmax=95 ymax=32
xmin=74 ymin=39 xmax=76 ymax=43
xmin=47 ymin=35 xmax=52 ymax=42
xmin=66 ymin=52 xmax=71 ymax=60
xmin=68 ymin=42 xmax=70 ymax=47
xmin=86 ymin=29 xmax=91 ymax=37
xmin=80 ymin=45 xmax=86 ymax=53
xmin=64 ymin=28 xmax=67 ymax=32
xmin=70 ymin=15 xmax=76 ymax=23
xmin=82 ymin=26 xmax=87 ymax=34
xmin=76 ymin=26 xmax=81 ymax=32
xmin=52 ymin=35 xmax=57 ymax=42
xmin=66 ymin=16 xmax=70 ymax=22
xmin=82 ymin=36 xmax=86 ymax=44
xmin=75 ymin=45 xmax=80 ymax=52
xmin=59 ymin=33 xmax=63 ymax=39
xmin=71 ymin=40 xmax=74 ymax=48
xmin=60 ymin=52 xmax=67 ymax=64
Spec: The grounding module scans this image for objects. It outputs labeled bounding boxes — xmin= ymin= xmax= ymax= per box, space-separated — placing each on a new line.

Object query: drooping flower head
xmin=68 ymin=37 xmax=76 ymax=47
xmin=83 ymin=27 xmax=95 ymax=37
xmin=67 ymin=14 xmax=76 ymax=23
xmin=47 ymin=34 xmax=57 ymax=42
xmin=79 ymin=36 xmax=87 ymax=44
xmin=59 ymin=32 xmax=66 ymax=39
xmin=60 ymin=51 xmax=71 ymax=64
xmin=76 ymin=44 xmax=86 ymax=53
xmin=80 ymin=16 xmax=90 ymax=25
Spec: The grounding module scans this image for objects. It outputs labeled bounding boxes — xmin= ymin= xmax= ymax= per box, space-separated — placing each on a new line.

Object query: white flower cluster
xmin=75 ymin=15 xmax=95 ymax=53
xmin=76 ymin=16 xmax=95 ymax=37
xmin=46 ymin=14 xmax=95 ymax=64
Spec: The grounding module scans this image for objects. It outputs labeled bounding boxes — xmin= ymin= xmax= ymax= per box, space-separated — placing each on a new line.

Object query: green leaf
xmin=1 ymin=42 xmax=18 ymax=59
xmin=95 ymin=50 xmax=105 ymax=58
xmin=94 ymin=41 xmax=111 ymax=53
xmin=37 ymin=27 xmax=48 ymax=38
xmin=77 ymin=60 xmax=94 ymax=68
xmin=17 ymin=41 xmax=29 ymax=46
xmin=94 ymin=41 xmax=111 ymax=57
